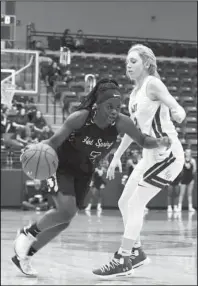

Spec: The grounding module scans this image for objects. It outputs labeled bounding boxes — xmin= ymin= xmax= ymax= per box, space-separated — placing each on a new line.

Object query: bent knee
xmin=118 ymin=197 xmax=127 ymax=211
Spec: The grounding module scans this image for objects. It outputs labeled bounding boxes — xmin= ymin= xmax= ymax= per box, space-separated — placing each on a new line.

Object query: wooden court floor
xmin=1 ymin=209 xmax=197 ymax=285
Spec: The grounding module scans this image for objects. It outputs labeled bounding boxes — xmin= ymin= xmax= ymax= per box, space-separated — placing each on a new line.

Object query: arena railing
xmin=26 ymin=28 xmax=197 ymax=58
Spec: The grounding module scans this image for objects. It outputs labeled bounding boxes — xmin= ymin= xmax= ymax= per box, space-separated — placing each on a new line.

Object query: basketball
xmin=21 ymin=143 xmax=59 ymax=180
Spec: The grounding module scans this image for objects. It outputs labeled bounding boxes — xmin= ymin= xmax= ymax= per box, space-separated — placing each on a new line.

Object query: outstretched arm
xmin=113 ymin=133 xmax=133 ymax=159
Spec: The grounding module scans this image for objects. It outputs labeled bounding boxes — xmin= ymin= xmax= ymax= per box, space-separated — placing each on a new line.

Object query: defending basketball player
xmin=93 ymin=45 xmax=186 ymax=278
xmin=12 ymin=78 xmax=171 ymax=277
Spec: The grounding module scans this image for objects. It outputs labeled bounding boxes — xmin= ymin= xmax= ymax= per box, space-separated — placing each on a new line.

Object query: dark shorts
xmin=93 ymin=178 xmax=106 ymax=190
xmin=46 ymin=168 xmax=92 ymax=209
xmin=180 ymin=177 xmax=194 ymax=185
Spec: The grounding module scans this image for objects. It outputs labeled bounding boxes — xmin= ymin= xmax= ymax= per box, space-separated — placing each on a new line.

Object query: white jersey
xmin=128 ymin=75 xmax=182 ymax=160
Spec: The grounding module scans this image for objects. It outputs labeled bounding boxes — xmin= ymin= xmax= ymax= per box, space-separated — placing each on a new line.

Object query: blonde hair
xmin=128 ymin=44 xmax=160 ymax=78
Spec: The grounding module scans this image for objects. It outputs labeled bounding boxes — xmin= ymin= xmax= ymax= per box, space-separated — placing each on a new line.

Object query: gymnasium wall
xmin=8 ymin=1 xmax=197 ymax=44
xmin=1 ymin=169 xmax=197 ymax=209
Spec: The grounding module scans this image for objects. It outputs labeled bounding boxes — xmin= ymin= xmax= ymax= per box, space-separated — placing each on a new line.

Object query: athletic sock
xmin=27 ymin=246 xmax=37 ymax=257
xmin=26 ymin=223 xmax=41 ymax=238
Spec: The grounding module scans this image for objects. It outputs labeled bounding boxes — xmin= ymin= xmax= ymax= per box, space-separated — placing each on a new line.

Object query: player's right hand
xmin=106 ymin=157 xmax=122 ymax=180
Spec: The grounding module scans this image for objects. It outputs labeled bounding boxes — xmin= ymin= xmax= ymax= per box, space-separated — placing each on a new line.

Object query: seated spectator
xmin=2 ymin=110 xmax=24 ymax=150
xmin=42 ymin=59 xmax=62 ymax=102
xmin=15 ymin=107 xmax=29 ymax=126
xmin=38 ymin=125 xmax=54 ymax=141
xmin=62 ymin=69 xmax=73 ymax=88
xmin=75 ymin=29 xmax=85 ymax=52
xmin=31 ymin=110 xmax=46 ymax=130
xmin=22 ymin=179 xmax=52 ymax=211
xmin=15 ymin=123 xmax=36 ymax=147
xmin=53 ymin=69 xmax=74 ymax=103
xmin=61 ymin=29 xmax=75 ymax=51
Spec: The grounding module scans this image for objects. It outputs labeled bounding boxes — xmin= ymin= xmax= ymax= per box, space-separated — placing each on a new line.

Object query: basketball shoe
xmin=130 ymin=246 xmax=150 ymax=269
xmin=12 ymin=228 xmax=37 ymax=276
xmin=92 ymin=252 xmax=134 ymax=278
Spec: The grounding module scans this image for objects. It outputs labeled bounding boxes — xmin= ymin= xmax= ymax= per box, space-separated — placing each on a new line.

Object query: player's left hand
xmin=106 ymin=157 xmax=122 ymax=180
xmin=157 ymin=136 xmax=172 ymax=149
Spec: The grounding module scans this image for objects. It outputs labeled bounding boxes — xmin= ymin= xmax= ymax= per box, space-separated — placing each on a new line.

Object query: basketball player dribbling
xmin=12 ymin=78 xmax=171 ymax=277
xmin=93 ymin=45 xmax=186 ymax=278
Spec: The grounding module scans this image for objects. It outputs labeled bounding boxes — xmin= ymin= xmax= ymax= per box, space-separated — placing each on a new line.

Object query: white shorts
xmin=132 ymin=139 xmax=185 ymax=190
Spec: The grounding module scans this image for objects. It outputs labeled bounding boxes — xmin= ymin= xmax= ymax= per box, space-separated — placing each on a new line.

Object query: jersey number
xmin=89 ymin=151 xmax=102 ymax=163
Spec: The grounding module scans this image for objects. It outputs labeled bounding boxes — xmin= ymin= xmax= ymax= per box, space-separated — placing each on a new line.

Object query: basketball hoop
xmin=1 ymin=82 xmax=15 ymax=109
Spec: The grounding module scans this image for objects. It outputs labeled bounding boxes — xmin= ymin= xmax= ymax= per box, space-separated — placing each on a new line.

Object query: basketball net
xmin=1 ymin=82 xmax=15 ymax=109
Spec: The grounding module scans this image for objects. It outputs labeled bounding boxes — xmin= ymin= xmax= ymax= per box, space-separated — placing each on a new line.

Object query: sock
xmin=118 ymin=247 xmax=131 ymax=257
xmin=133 ymin=236 xmax=141 ymax=248
xmin=118 ymin=237 xmax=135 ymax=257
xmin=26 ymin=223 xmax=41 ymax=238
xmin=27 ymin=246 xmax=37 ymax=257
xmin=189 ymin=203 xmax=192 ymax=209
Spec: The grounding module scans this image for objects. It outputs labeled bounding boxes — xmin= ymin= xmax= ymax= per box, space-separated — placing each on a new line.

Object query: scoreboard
xmin=1 ymin=14 xmax=16 ymax=41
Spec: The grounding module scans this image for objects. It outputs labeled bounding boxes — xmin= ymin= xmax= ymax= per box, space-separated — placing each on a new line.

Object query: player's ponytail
xmin=77 ymin=78 xmax=120 ymax=110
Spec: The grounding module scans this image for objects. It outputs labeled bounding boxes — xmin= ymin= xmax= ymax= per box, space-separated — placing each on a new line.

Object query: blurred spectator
xmin=167 ymin=173 xmax=182 ymax=213
xmin=37 ymin=125 xmax=54 ymax=141
xmin=15 ymin=107 xmax=29 ymax=126
xmin=15 ymin=122 xmax=37 ymax=147
xmin=31 ymin=40 xmax=46 ymax=56
xmin=31 ymin=110 xmax=46 ymax=129
xmin=22 ymin=179 xmax=52 ymax=211
xmin=61 ymin=29 xmax=75 ymax=51
xmin=62 ymin=69 xmax=73 ymax=85
xmin=178 ymin=148 xmax=197 ymax=212
xmin=126 ymin=149 xmax=142 ymax=177
xmin=2 ymin=108 xmax=24 ymax=152
xmin=85 ymin=161 xmax=107 ymax=212
xmin=1 ymin=107 xmax=8 ymax=135
xmin=75 ymin=29 xmax=85 ymax=52
xmin=43 ymin=59 xmax=61 ymax=85
xmin=42 ymin=59 xmax=62 ymax=102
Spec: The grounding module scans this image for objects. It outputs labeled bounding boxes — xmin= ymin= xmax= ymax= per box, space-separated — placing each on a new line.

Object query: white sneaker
xmin=12 ymin=255 xmax=38 ymax=276
xmin=85 ymin=204 xmax=92 ymax=211
xmin=173 ymin=205 xmax=178 ymax=212
xmin=188 ymin=207 xmax=196 ymax=213
xmin=177 ymin=205 xmax=182 ymax=212
xmin=14 ymin=228 xmax=37 ymax=259
xmin=167 ymin=206 xmax=173 ymax=213
xmin=97 ymin=204 xmax=102 ymax=212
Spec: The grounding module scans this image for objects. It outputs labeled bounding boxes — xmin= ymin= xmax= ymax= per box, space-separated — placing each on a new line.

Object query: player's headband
xmin=96 ymin=89 xmax=121 ymax=104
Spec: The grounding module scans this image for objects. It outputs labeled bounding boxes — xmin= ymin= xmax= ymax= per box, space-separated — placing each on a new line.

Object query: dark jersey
xmin=181 ymin=159 xmax=194 ymax=184
xmin=57 ymin=110 xmax=118 ymax=175
xmin=92 ymin=167 xmax=106 ymax=188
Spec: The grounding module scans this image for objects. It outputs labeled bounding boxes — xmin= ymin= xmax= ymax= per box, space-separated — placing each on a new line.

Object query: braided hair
xmin=77 ymin=78 xmax=120 ymax=111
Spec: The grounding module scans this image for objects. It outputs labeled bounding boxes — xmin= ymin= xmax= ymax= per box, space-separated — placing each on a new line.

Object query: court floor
xmin=1 ymin=209 xmax=197 ymax=285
